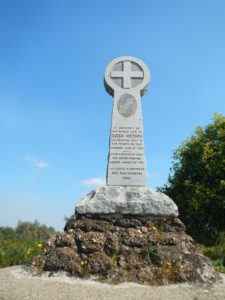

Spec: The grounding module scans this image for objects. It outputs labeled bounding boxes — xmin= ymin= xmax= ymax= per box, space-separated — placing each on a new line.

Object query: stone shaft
xmin=107 ymin=91 xmax=146 ymax=186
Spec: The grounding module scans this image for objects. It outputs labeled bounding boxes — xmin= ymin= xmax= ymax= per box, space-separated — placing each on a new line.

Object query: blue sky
xmin=0 ymin=0 xmax=225 ymax=230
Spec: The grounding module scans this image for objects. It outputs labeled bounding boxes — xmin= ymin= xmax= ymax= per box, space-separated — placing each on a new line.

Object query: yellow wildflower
xmin=27 ymin=248 xmax=32 ymax=254
xmin=148 ymin=225 xmax=157 ymax=231
xmin=37 ymin=243 xmax=43 ymax=248
xmin=80 ymin=261 xmax=85 ymax=265
xmin=166 ymin=262 xmax=172 ymax=267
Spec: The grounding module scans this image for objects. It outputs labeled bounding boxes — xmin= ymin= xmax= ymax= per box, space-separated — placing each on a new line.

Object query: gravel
xmin=0 ymin=266 xmax=225 ymax=300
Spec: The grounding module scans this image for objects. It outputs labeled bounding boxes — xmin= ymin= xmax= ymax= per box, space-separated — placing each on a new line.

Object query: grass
xmin=142 ymin=244 xmax=159 ymax=264
xmin=0 ymin=235 xmax=45 ymax=268
xmin=108 ymin=253 xmax=120 ymax=266
xmin=211 ymin=259 xmax=225 ymax=273
xmin=0 ymin=221 xmax=56 ymax=268
xmin=196 ymin=232 xmax=225 ymax=274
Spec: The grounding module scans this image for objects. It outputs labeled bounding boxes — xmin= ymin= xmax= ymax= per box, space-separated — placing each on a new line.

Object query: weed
xmin=211 ymin=259 xmax=225 ymax=273
xmin=142 ymin=244 xmax=158 ymax=263
xmin=108 ymin=253 xmax=120 ymax=266
xmin=80 ymin=265 xmax=91 ymax=277
xmin=196 ymin=239 xmax=225 ymax=274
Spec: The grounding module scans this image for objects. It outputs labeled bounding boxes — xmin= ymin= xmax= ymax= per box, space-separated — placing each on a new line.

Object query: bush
xmin=0 ymin=221 xmax=56 ymax=268
xmin=197 ymin=233 xmax=225 ymax=273
xmin=159 ymin=114 xmax=225 ymax=245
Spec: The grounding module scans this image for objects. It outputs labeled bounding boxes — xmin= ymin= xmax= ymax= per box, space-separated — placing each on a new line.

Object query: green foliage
xmin=197 ymin=233 xmax=225 ymax=273
xmin=108 ymin=253 xmax=120 ymax=266
xmin=159 ymin=114 xmax=225 ymax=244
xmin=80 ymin=265 xmax=92 ymax=277
xmin=211 ymin=259 xmax=225 ymax=273
xmin=142 ymin=226 xmax=161 ymax=263
xmin=15 ymin=219 xmax=56 ymax=240
xmin=142 ymin=244 xmax=158 ymax=263
xmin=0 ymin=220 xmax=56 ymax=268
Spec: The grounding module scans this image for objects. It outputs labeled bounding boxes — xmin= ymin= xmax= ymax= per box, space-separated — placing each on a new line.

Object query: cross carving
xmin=110 ymin=61 xmax=144 ymax=89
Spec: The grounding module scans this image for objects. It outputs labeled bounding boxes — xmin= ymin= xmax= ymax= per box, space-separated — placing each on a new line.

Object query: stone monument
xmin=31 ymin=57 xmax=220 ymax=285
xmin=75 ymin=56 xmax=177 ymax=217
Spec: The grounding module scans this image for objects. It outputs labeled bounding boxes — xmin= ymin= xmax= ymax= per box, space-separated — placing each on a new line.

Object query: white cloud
xmin=147 ymin=172 xmax=158 ymax=179
xmin=82 ymin=177 xmax=106 ymax=187
xmin=36 ymin=161 xmax=49 ymax=169
xmin=24 ymin=156 xmax=49 ymax=169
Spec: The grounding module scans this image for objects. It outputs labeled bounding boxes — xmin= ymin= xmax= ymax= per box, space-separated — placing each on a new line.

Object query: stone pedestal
xmin=75 ymin=186 xmax=178 ymax=217
xmin=31 ymin=187 xmax=220 ymax=285
xmin=31 ymin=210 xmax=220 ymax=285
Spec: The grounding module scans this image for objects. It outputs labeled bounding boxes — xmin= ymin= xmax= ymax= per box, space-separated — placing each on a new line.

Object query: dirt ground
xmin=0 ymin=266 xmax=225 ymax=300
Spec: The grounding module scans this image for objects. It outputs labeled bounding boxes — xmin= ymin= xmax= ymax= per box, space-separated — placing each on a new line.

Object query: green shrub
xmin=197 ymin=232 xmax=225 ymax=273
xmin=159 ymin=114 xmax=225 ymax=245
xmin=0 ymin=236 xmax=44 ymax=268
xmin=0 ymin=221 xmax=56 ymax=268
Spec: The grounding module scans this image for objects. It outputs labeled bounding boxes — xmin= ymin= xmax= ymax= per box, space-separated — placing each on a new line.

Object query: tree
xmin=159 ymin=114 xmax=225 ymax=245
xmin=15 ymin=220 xmax=56 ymax=240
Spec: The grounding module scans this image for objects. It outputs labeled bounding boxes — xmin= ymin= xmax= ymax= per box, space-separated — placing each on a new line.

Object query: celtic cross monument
xmin=38 ymin=56 xmax=217 ymax=287
xmin=104 ymin=56 xmax=150 ymax=186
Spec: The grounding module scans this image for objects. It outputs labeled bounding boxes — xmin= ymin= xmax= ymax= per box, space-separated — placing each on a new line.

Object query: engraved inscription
xmin=108 ymin=126 xmax=146 ymax=183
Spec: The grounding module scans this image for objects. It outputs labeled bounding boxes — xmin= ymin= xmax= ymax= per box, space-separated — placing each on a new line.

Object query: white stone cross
xmin=110 ymin=61 xmax=144 ymax=89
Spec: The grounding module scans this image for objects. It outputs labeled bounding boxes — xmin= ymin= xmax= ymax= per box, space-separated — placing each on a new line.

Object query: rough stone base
xmin=31 ymin=215 xmax=220 ymax=285
xmin=75 ymin=186 xmax=178 ymax=217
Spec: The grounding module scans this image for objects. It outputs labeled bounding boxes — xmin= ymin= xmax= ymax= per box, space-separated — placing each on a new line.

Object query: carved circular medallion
xmin=117 ymin=94 xmax=137 ymax=118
